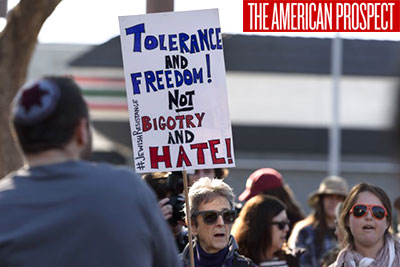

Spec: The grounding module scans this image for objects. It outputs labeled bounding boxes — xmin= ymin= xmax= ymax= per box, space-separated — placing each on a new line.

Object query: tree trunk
xmin=0 ymin=0 xmax=62 ymax=177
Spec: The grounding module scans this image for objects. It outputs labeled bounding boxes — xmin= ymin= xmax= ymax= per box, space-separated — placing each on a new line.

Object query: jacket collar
xmin=181 ymin=235 xmax=238 ymax=265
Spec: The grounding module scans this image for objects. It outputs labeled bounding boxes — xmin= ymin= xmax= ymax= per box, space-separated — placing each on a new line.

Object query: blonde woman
xmin=331 ymin=183 xmax=400 ymax=266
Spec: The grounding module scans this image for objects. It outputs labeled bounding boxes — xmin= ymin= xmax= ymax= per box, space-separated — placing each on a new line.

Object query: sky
xmin=4 ymin=0 xmax=400 ymax=44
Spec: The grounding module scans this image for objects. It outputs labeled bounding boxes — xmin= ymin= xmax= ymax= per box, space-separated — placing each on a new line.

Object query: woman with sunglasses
xmin=238 ymin=168 xmax=305 ymax=238
xmin=231 ymin=194 xmax=302 ymax=266
xmin=330 ymin=183 xmax=400 ymax=266
xmin=181 ymin=177 xmax=255 ymax=267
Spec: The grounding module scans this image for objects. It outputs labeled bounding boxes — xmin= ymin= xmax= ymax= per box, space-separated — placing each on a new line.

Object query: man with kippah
xmin=0 ymin=76 xmax=180 ymax=266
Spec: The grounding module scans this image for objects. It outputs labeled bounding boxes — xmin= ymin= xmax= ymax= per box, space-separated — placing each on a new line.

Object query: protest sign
xmin=119 ymin=9 xmax=235 ymax=173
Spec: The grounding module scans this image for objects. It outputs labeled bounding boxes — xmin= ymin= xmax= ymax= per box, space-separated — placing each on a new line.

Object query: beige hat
xmin=308 ymin=176 xmax=349 ymax=208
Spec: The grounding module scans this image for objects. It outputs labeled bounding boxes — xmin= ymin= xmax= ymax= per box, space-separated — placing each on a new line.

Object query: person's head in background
xmin=142 ymin=172 xmax=184 ymax=226
xmin=339 ymin=183 xmax=392 ymax=254
xmin=232 ymin=195 xmax=291 ymax=265
xmin=142 ymin=172 xmax=171 ymax=199
xmin=188 ymin=168 xmax=229 ymax=186
xmin=287 ymin=176 xmax=348 ymax=267
xmin=11 ymin=76 xmax=92 ymax=165
xmin=307 ymin=176 xmax=348 ymax=231
xmin=238 ymin=168 xmax=304 ymax=235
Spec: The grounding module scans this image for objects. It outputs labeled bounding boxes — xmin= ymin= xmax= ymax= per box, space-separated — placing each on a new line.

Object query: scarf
xmin=194 ymin=243 xmax=233 ymax=267
xmin=331 ymin=235 xmax=400 ymax=267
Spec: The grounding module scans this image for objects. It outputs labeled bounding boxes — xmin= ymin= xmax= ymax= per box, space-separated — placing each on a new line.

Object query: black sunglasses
xmin=271 ymin=220 xmax=291 ymax=230
xmin=350 ymin=204 xmax=387 ymax=220
xmin=193 ymin=210 xmax=237 ymax=225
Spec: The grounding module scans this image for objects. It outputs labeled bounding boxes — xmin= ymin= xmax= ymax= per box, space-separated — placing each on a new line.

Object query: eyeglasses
xmin=271 ymin=220 xmax=291 ymax=230
xmin=193 ymin=210 xmax=237 ymax=225
xmin=349 ymin=204 xmax=387 ymax=220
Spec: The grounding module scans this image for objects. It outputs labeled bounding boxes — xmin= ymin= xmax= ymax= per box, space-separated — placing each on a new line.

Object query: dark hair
xmin=232 ymin=195 xmax=286 ymax=265
xmin=314 ymin=195 xmax=334 ymax=245
xmin=12 ymin=76 xmax=88 ymax=154
xmin=339 ymin=183 xmax=392 ymax=248
xmin=214 ymin=168 xmax=229 ymax=179
xmin=263 ymin=184 xmax=305 ymax=234
xmin=142 ymin=172 xmax=170 ymax=199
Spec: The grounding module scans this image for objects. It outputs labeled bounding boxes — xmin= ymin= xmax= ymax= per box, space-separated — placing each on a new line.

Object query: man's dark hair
xmin=11 ymin=76 xmax=88 ymax=154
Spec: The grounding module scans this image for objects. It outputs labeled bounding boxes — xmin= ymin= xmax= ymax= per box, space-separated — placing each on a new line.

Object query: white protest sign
xmin=119 ymin=9 xmax=235 ymax=173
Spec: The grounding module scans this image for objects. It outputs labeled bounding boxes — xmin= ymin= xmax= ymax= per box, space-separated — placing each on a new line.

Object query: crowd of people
xmin=145 ymin=165 xmax=400 ymax=267
xmin=0 ymin=76 xmax=400 ymax=267
xmin=144 ymin=166 xmax=400 ymax=267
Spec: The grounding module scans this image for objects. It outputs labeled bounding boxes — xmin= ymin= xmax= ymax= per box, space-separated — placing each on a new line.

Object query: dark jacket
xmin=181 ymin=236 xmax=255 ymax=267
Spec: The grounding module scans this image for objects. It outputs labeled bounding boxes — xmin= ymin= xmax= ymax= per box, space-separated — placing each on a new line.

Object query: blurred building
xmin=29 ymin=35 xmax=400 ymax=214
xmin=27 ymin=43 xmax=129 ymax=164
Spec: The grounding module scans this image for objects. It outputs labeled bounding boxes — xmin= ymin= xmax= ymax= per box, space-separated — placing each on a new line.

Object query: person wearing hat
xmin=288 ymin=176 xmax=348 ymax=267
xmin=239 ymin=168 xmax=305 ymax=237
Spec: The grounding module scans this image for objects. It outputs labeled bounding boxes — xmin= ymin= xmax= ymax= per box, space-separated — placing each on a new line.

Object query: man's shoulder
xmin=65 ymin=162 xmax=158 ymax=214
xmin=77 ymin=161 xmax=150 ymax=192
xmin=74 ymin=161 xmax=142 ymax=183
xmin=0 ymin=173 xmax=16 ymax=191
xmin=0 ymin=168 xmax=31 ymax=192
xmin=0 ymin=161 xmax=139 ymax=185
xmin=77 ymin=160 xmax=134 ymax=175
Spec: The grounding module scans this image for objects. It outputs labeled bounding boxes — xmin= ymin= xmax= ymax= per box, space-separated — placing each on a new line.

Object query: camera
xmin=168 ymin=194 xmax=185 ymax=226
xmin=167 ymin=172 xmax=186 ymax=226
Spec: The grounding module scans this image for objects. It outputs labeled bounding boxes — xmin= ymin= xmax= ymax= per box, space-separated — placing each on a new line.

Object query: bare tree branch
xmin=0 ymin=0 xmax=62 ymax=176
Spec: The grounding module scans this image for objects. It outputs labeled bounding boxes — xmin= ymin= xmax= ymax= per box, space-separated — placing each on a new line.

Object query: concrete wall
xmin=226 ymin=71 xmax=398 ymax=129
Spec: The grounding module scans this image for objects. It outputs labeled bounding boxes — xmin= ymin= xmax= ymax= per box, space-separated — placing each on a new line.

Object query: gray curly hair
xmin=185 ymin=177 xmax=235 ymax=225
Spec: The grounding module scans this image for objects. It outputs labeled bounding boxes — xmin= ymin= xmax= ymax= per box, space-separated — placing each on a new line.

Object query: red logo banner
xmin=243 ymin=0 xmax=400 ymax=32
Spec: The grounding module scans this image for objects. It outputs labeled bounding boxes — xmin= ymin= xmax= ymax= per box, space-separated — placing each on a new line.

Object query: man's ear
xmin=75 ymin=118 xmax=88 ymax=146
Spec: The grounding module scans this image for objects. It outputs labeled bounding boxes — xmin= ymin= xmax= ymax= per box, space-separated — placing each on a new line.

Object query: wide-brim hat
xmin=239 ymin=168 xmax=284 ymax=202
xmin=307 ymin=176 xmax=349 ymax=208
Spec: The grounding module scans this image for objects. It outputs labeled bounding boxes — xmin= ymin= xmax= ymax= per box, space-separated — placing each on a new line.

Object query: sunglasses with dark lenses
xmin=193 ymin=210 xmax=237 ymax=225
xmin=350 ymin=204 xmax=387 ymax=220
xmin=271 ymin=220 xmax=291 ymax=230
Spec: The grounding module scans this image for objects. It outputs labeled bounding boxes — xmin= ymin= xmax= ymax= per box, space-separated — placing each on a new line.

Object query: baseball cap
xmin=238 ymin=168 xmax=284 ymax=202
